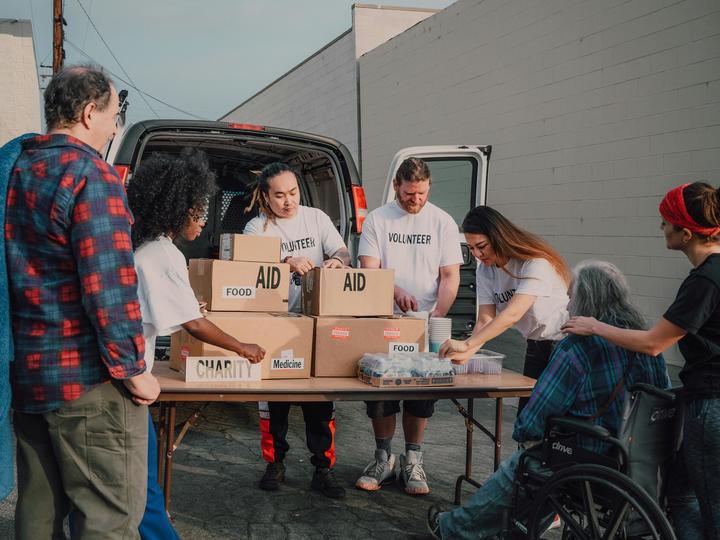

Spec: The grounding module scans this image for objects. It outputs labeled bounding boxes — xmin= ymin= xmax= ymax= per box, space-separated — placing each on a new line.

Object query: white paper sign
xmin=388 ymin=342 xmax=420 ymax=354
xmin=271 ymin=357 xmax=305 ymax=370
xmin=220 ymin=234 xmax=231 ymax=260
xmin=222 ymin=286 xmax=257 ymax=299
xmin=184 ymin=357 xmax=261 ymax=382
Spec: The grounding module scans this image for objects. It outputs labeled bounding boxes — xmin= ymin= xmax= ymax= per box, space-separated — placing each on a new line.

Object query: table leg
xmin=454 ymin=398 xmax=483 ymax=505
xmin=163 ymin=403 xmax=177 ymax=513
xmin=157 ymin=403 xmax=167 ymax=481
xmin=494 ymin=397 xmax=503 ymax=470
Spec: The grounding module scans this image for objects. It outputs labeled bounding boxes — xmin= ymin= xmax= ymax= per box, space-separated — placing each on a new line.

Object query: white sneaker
xmin=399 ymin=449 xmax=430 ymax=495
xmin=355 ymin=449 xmax=396 ymax=491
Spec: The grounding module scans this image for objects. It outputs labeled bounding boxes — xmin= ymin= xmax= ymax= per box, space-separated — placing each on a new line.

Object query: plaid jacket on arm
xmin=513 ymin=332 xmax=671 ymax=454
xmin=5 ymin=134 xmax=145 ymax=414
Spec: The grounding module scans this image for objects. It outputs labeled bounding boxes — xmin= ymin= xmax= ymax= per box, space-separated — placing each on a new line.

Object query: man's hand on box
xmin=287 ymin=256 xmax=314 ymax=276
xmin=394 ymin=286 xmax=419 ymax=312
xmin=238 ymin=343 xmax=266 ymax=363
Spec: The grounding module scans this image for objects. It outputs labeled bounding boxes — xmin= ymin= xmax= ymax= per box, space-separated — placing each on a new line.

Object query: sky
xmin=3 ymin=0 xmax=455 ymax=125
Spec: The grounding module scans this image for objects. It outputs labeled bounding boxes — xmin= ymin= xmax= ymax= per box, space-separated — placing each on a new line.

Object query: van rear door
xmin=383 ymin=145 xmax=491 ymax=338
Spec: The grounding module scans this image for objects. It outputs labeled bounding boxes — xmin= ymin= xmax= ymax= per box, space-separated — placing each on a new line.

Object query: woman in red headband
xmin=563 ymin=181 xmax=720 ymax=538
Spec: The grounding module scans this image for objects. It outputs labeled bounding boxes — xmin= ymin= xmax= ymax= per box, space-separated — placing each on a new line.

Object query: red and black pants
xmin=259 ymin=401 xmax=336 ymax=469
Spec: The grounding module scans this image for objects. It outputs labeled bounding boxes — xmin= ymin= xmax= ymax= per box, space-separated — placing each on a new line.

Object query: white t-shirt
xmin=135 ymin=236 xmax=202 ymax=371
xmin=358 ymin=200 xmax=463 ymax=313
xmin=244 ymin=205 xmax=346 ymax=313
xmin=475 ymin=258 xmax=569 ymax=341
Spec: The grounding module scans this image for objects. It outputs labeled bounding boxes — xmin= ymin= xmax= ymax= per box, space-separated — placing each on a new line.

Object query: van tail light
xmin=228 ymin=123 xmax=265 ymax=131
xmin=351 ymin=185 xmax=368 ymax=234
xmin=114 ymin=164 xmax=130 ymax=185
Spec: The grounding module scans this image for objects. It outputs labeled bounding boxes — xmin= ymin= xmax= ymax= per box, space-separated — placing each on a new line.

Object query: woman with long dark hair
xmin=564 ymin=182 xmax=720 ymax=538
xmin=439 ymin=206 xmax=570 ymax=413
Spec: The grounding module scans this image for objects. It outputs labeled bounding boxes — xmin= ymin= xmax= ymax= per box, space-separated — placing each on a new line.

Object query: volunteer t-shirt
xmin=663 ymin=253 xmax=720 ymax=394
xmin=244 ymin=205 xmax=346 ymax=313
xmin=135 ymin=236 xmax=202 ymax=371
xmin=358 ymin=200 xmax=463 ymax=313
xmin=475 ymin=258 xmax=568 ymax=341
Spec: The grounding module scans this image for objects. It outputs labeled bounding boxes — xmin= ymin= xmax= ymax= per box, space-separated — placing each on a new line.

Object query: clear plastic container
xmin=468 ymin=349 xmax=505 ymax=374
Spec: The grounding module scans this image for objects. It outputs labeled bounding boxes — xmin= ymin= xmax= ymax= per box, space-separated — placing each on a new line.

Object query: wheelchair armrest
xmin=546 ymin=416 xmax=611 ymax=440
xmin=628 ymin=383 xmax=676 ymax=402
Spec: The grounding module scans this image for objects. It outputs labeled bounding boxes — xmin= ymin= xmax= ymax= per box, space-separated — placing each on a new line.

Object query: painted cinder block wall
xmin=0 ymin=20 xmax=41 ymax=143
xmin=358 ymin=0 xmax=720 ymax=364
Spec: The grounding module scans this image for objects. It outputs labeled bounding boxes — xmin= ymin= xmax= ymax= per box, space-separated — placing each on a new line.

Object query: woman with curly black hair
xmin=126 ymin=149 xmax=265 ymax=540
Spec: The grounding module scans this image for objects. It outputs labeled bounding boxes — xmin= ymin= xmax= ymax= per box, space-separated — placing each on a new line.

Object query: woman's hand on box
xmin=237 ymin=343 xmax=266 ymax=363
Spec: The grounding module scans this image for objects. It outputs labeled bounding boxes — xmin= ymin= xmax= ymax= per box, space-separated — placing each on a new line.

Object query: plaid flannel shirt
xmin=6 ymin=134 xmax=145 ymax=413
xmin=513 ymin=331 xmax=671 ymax=454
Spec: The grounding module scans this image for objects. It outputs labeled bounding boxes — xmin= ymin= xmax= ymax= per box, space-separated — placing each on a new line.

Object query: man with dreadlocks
xmin=244 ymin=161 xmax=351 ymax=498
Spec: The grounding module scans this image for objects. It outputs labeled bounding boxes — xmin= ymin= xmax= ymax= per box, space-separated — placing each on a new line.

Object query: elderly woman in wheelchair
xmin=429 ymin=260 xmax=676 ymax=540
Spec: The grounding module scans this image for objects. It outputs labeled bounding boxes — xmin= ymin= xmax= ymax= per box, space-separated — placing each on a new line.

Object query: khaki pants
xmin=14 ymin=380 xmax=148 ymax=540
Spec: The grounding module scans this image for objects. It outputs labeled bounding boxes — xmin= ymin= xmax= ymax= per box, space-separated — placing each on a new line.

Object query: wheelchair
xmin=502 ymin=383 xmax=683 ymax=539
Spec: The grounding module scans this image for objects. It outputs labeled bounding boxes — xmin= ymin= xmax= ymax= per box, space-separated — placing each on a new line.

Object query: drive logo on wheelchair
xmin=649 ymin=404 xmax=678 ymax=424
xmin=551 ymin=441 xmax=573 ymax=455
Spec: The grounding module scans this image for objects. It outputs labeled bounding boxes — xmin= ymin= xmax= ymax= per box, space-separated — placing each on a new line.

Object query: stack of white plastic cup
xmin=428 ymin=317 xmax=452 ymax=353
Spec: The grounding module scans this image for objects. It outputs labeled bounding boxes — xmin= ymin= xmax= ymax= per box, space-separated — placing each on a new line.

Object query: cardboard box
xmin=169 ymin=311 xmax=313 ymax=380
xmin=189 ymin=259 xmax=289 ymax=312
xmin=302 ymin=268 xmax=394 ymax=316
xmin=219 ymin=233 xmax=281 ymax=263
xmin=358 ymin=370 xmax=455 ymax=387
xmin=312 ymin=316 xmax=426 ymax=377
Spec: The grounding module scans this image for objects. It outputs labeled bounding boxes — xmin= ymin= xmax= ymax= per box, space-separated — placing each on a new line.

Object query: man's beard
xmin=399 ymin=199 xmax=425 ymax=214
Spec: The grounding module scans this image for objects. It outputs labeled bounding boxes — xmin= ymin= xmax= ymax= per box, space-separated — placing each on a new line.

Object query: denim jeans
xmin=668 ymin=396 xmax=720 ymax=540
xmin=438 ymin=449 xmax=551 ymax=540
xmin=140 ymin=411 xmax=180 ymax=540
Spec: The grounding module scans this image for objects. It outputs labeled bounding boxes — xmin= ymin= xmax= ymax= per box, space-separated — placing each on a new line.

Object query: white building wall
xmin=0 ymin=20 xmax=41 ymax=143
xmin=359 ymin=0 xmax=720 ymax=364
xmin=221 ymin=31 xmax=359 ymax=161
xmin=220 ymin=5 xmax=437 ymax=168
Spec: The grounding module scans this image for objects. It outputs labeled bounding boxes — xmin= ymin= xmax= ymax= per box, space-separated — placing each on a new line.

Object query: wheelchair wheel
xmin=525 ymin=464 xmax=675 ymax=540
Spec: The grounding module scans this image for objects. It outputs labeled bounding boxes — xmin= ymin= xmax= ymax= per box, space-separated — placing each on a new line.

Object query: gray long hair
xmin=568 ymin=260 xmax=647 ymax=330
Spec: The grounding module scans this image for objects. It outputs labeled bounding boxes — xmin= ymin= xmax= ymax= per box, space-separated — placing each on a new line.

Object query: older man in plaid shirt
xmin=4 ymin=65 xmax=159 ymax=540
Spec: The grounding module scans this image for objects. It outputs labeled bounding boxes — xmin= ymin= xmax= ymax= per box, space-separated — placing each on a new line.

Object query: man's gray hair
xmin=568 ymin=260 xmax=647 ymax=330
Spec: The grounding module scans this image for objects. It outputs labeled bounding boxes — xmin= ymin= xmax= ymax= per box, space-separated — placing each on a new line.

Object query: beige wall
xmin=220 ymin=5 xmax=437 ymax=167
xmin=359 ymin=0 xmax=720 ymax=364
xmin=0 ymin=20 xmax=41 ymax=143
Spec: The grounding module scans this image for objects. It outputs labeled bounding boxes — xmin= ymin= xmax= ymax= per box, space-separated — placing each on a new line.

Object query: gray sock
xmin=375 ymin=437 xmax=392 ymax=454
xmin=406 ymin=442 xmax=422 ymax=453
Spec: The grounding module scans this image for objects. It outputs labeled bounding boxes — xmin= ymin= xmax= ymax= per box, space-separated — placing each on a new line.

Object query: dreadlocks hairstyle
xmin=126 ymin=148 xmax=217 ymax=248
xmin=244 ymin=162 xmax=300 ymax=231
xmin=462 ymin=205 xmax=571 ymax=285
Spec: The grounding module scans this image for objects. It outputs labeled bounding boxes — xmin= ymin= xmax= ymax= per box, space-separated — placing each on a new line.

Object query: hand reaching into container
xmin=439 ymin=338 xmax=478 ymax=364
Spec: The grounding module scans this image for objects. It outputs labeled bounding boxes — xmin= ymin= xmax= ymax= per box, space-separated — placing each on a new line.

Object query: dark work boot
xmin=259 ymin=462 xmax=286 ymax=491
xmin=311 ymin=467 xmax=346 ymax=499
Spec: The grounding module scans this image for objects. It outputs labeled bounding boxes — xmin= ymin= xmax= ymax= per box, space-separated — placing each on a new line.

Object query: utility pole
xmin=52 ymin=0 xmax=64 ymax=74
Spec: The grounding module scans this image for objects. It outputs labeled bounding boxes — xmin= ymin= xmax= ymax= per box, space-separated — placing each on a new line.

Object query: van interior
xmin=129 ymin=134 xmax=347 ymax=260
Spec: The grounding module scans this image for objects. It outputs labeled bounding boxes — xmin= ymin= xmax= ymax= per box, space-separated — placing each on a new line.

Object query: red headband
xmin=659 ymin=183 xmax=720 ymax=237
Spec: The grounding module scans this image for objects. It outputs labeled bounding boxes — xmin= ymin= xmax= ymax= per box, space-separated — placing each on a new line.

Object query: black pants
xmin=259 ymin=401 xmax=336 ymax=469
xmin=518 ymin=339 xmax=556 ymax=416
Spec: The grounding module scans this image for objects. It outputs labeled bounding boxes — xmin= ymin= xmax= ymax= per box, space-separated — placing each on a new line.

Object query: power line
xmin=73 ymin=0 xmax=159 ymax=117
xmin=64 ymin=39 xmax=208 ymax=120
